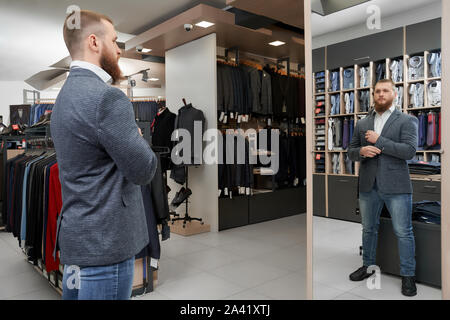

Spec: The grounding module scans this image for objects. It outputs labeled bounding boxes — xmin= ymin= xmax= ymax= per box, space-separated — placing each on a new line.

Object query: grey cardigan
xmin=348 ymin=109 xmax=418 ymax=194
xmin=51 ymin=68 xmax=157 ymax=266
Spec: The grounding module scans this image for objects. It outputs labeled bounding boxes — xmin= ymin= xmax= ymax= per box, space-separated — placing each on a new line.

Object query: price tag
xmin=230 ymin=112 xmax=234 ymax=119
xmin=296 ymin=118 xmax=299 ymax=124
xmin=150 ymin=258 xmax=158 ymax=269
xmin=316 ymin=154 xmax=321 ymax=160
xmin=223 ymin=115 xmax=228 ymax=123
xmin=224 ymin=187 xmax=228 ymax=196
xmin=301 ymin=118 xmax=306 ymax=124
xmin=268 ymin=118 xmax=272 ymax=126
xmin=237 ymin=115 xmax=242 ymax=123
xmin=218 ymin=189 xmax=222 ymax=197
xmin=246 ymin=187 xmax=250 ymax=195
xmin=219 ymin=112 xmax=225 ymax=122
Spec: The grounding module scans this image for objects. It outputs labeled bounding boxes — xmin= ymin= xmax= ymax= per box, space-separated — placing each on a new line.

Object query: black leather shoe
xmin=349 ymin=266 xmax=374 ymax=281
xmin=175 ymin=187 xmax=192 ymax=205
xmin=402 ymin=276 xmax=417 ymax=297
xmin=170 ymin=187 xmax=192 ymax=208
xmin=170 ymin=187 xmax=185 ymax=207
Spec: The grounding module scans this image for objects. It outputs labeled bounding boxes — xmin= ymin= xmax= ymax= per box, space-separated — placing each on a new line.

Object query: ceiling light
xmin=142 ymin=48 xmax=152 ymax=53
xmin=149 ymin=78 xmax=159 ymax=82
xmin=269 ymin=40 xmax=286 ymax=47
xmin=195 ymin=21 xmax=215 ymax=28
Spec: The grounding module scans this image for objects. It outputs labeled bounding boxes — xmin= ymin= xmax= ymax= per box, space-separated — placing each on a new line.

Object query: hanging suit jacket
xmin=348 ymin=109 xmax=418 ymax=194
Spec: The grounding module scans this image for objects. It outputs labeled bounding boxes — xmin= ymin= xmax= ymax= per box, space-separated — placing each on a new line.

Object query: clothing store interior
xmin=0 ymin=0 xmax=448 ymax=301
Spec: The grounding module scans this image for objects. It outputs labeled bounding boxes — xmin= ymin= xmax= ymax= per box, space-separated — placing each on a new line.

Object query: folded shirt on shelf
xmin=407 ymin=160 xmax=441 ymax=175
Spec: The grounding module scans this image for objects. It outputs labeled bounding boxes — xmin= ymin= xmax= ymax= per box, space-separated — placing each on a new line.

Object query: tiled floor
xmin=313 ymin=216 xmax=442 ymax=300
xmin=0 ymin=215 xmax=442 ymax=300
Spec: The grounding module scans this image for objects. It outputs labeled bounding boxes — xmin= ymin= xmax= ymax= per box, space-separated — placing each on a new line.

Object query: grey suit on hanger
xmin=348 ymin=109 xmax=418 ymax=194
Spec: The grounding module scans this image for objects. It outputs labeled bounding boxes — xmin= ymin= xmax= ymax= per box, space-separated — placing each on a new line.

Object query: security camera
xmin=184 ymin=24 xmax=193 ymax=32
xmin=136 ymin=45 xmax=143 ymax=52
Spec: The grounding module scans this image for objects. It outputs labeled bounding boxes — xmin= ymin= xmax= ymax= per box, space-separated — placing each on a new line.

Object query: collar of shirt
xmin=70 ymin=60 xmax=112 ymax=84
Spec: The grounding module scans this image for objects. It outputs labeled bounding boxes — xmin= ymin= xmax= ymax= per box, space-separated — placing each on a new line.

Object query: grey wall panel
xmin=313 ymin=174 xmax=326 ymax=217
xmin=327 ymin=176 xmax=360 ymax=223
xmin=219 ymin=196 xmax=249 ymax=231
xmin=406 ymin=18 xmax=441 ymax=54
xmin=313 ymin=47 xmax=326 ymax=73
xmin=327 ymin=28 xmax=403 ymax=70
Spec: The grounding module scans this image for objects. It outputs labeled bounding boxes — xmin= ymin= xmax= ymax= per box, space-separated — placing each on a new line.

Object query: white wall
xmin=312 ymin=0 xmax=442 ymax=49
xmin=165 ymin=33 xmax=219 ymax=232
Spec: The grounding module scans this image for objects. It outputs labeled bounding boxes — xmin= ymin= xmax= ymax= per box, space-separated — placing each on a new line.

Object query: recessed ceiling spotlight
xmin=269 ymin=40 xmax=286 ymax=47
xmin=195 ymin=21 xmax=215 ymax=28
xmin=149 ymin=78 xmax=159 ymax=81
xmin=142 ymin=48 xmax=152 ymax=53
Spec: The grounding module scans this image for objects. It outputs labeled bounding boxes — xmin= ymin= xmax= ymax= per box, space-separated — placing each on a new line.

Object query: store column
xmin=165 ymin=33 xmax=219 ymax=232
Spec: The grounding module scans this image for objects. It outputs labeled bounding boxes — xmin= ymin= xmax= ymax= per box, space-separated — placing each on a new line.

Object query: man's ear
xmin=87 ymin=34 xmax=100 ymax=53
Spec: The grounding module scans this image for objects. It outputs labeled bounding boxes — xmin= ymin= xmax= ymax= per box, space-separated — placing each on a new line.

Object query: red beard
xmin=100 ymin=48 xmax=124 ymax=85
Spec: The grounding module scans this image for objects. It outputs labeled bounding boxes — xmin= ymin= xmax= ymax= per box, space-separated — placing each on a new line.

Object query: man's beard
xmin=374 ymin=98 xmax=393 ymax=113
xmin=100 ymin=49 xmax=124 ymax=85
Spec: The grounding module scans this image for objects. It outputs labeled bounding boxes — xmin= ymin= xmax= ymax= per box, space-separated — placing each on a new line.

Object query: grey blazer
xmin=348 ymin=109 xmax=418 ymax=194
xmin=51 ymin=68 xmax=157 ymax=266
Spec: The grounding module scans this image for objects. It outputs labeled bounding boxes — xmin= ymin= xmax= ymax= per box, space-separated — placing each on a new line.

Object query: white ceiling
xmin=0 ymin=0 xmax=227 ymax=82
xmin=0 ymin=0 xmax=442 ymax=83
xmin=311 ymin=0 xmax=441 ymax=37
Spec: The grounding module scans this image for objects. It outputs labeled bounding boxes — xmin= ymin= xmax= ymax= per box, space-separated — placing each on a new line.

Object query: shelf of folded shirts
xmin=407 ymin=79 xmax=425 ymax=84
xmin=410 ymin=174 xmax=441 ymax=182
xmin=329 ymin=113 xmax=355 ymax=117
xmin=406 ymin=105 xmax=441 ymax=111
xmin=356 ymin=86 xmax=371 ymax=90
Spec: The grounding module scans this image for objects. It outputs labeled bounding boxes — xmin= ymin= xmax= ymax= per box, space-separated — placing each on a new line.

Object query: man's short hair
xmin=63 ymin=10 xmax=113 ymax=57
xmin=374 ymin=79 xmax=396 ymax=92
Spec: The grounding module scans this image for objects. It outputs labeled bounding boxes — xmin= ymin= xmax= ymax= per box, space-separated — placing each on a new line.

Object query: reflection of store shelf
xmin=410 ymin=174 xmax=441 ymax=182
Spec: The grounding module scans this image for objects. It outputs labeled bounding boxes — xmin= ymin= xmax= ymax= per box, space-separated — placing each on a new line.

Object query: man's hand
xmin=365 ymin=130 xmax=380 ymax=144
xmin=138 ymin=128 xmax=143 ymax=137
xmin=360 ymin=146 xmax=382 ymax=158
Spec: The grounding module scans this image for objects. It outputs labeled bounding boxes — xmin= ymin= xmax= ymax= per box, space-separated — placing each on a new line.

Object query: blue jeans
xmin=359 ymin=185 xmax=416 ymax=276
xmin=62 ymin=257 xmax=135 ymax=300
